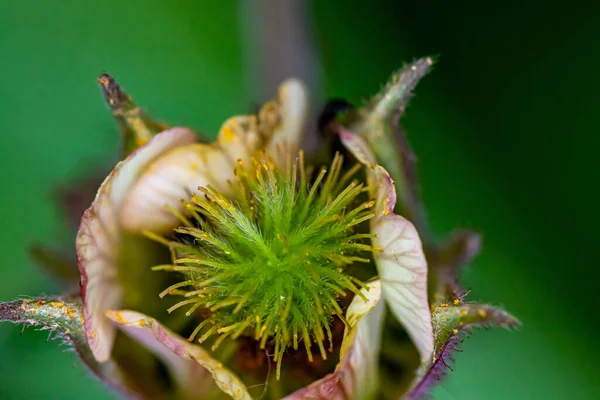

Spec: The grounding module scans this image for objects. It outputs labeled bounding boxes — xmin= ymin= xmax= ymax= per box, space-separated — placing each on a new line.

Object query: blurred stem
xmin=391 ymin=114 xmax=432 ymax=247
xmin=239 ymin=0 xmax=323 ymax=152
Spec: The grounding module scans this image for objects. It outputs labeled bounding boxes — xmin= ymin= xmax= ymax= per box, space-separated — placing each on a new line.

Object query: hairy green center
xmin=156 ymin=153 xmax=374 ymax=379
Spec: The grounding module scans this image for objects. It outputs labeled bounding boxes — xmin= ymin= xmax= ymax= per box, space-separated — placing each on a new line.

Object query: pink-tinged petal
xmin=217 ymin=115 xmax=262 ymax=163
xmin=285 ymin=280 xmax=384 ymax=400
xmin=338 ymin=128 xmax=433 ymax=363
xmin=121 ymin=114 xmax=272 ymax=233
xmin=371 ymin=167 xmax=433 ymax=363
xmin=373 ymin=213 xmax=432 ymax=363
xmin=120 ymin=144 xmax=235 ymax=233
xmin=76 ymin=128 xmax=197 ymax=362
xmin=264 ymin=79 xmax=309 ymax=157
xmin=372 ymin=165 xmax=397 ymax=218
xmin=338 ymin=127 xmax=377 ymax=167
xmin=121 ymin=80 xmax=308 ymax=233
xmin=107 ymin=310 xmax=252 ymax=400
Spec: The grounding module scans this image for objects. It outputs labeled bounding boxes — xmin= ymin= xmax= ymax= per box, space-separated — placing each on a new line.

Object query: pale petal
xmin=120 ymin=80 xmax=308 ymax=233
xmin=120 ymin=143 xmax=235 ymax=233
xmin=372 ymin=213 xmax=432 ymax=363
xmin=339 ymin=128 xmax=433 ymax=362
xmin=285 ymin=280 xmax=384 ymax=400
xmin=121 ymin=114 xmax=272 ymax=233
xmin=76 ymin=128 xmax=197 ymax=362
xmin=217 ymin=115 xmax=262 ymax=163
xmin=0 ymin=296 xmax=146 ymax=398
xmin=338 ymin=127 xmax=377 ymax=167
xmin=107 ymin=310 xmax=252 ymax=400
xmin=264 ymin=79 xmax=309 ymax=157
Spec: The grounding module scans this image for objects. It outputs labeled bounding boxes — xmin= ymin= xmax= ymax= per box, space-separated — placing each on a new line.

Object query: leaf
xmin=404 ymin=303 xmax=520 ymax=399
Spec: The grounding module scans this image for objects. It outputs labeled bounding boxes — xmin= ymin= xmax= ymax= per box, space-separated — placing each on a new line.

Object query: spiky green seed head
xmin=157 ymin=152 xmax=375 ymax=379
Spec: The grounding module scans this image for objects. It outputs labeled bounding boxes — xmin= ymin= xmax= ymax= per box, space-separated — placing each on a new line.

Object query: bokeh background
xmin=1 ymin=1 xmax=598 ymax=399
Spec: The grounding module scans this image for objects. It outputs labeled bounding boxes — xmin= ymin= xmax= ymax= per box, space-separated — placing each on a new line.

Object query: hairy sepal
xmin=0 ymin=295 xmax=142 ymax=399
xmin=350 ymin=57 xmax=434 ymax=239
xmin=404 ymin=302 xmax=520 ymax=399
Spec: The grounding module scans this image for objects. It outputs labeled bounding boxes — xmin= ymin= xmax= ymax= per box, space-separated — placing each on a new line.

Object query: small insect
xmin=317 ymin=98 xmax=354 ymax=135
xmin=318 ymin=98 xmax=356 ymax=166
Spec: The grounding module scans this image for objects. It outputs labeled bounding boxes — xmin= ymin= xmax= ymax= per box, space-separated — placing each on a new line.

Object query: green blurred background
xmin=1 ymin=1 xmax=598 ymax=399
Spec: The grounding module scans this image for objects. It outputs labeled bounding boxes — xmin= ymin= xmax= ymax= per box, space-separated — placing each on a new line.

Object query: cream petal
xmin=285 ymin=280 xmax=384 ymax=400
xmin=122 ymin=114 xmax=267 ymax=233
xmin=76 ymin=128 xmax=197 ymax=362
xmin=217 ymin=115 xmax=262 ymax=163
xmin=107 ymin=310 xmax=252 ymax=400
xmin=372 ymin=213 xmax=433 ymax=363
xmin=120 ymin=143 xmax=235 ymax=233
xmin=121 ymin=81 xmax=309 ymax=234
xmin=264 ymin=79 xmax=309 ymax=157
xmin=338 ymin=128 xmax=433 ymax=363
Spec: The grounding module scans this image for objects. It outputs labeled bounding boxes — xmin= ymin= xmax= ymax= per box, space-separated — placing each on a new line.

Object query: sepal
xmin=404 ymin=302 xmax=520 ymax=399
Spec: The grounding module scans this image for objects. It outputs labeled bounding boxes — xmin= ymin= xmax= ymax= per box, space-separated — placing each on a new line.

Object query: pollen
xmin=156 ymin=152 xmax=374 ymax=380
xmin=222 ymin=124 xmax=236 ymax=142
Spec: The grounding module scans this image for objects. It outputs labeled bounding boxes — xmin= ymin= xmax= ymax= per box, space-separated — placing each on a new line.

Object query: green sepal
xmin=350 ymin=57 xmax=434 ymax=242
xmin=0 ymin=294 xmax=89 ymax=349
xmin=98 ymin=73 xmax=168 ymax=157
xmin=404 ymin=302 xmax=520 ymax=399
xmin=0 ymin=295 xmax=172 ymax=398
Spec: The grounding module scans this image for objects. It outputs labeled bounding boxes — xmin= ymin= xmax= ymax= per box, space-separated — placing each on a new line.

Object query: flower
xmin=1 ymin=58 xmax=518 ymax=400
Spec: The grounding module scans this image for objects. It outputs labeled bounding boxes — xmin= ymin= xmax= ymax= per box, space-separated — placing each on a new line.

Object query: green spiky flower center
xmin=157 ymin=153 xmax=374 ymax=379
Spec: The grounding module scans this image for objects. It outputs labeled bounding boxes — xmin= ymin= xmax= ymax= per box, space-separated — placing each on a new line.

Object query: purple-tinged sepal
xmin=98 ymin=73 xmax=171 ymax=157
xmin=349 ymin=57 xmax=434 ymax=240
xmin=0 ymin=295 xmax=144 ymax=399
xmin=404 ymin=302 xmax=520 ymax=399
xmin=0 ymin=295 xmax=89 ymax=350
